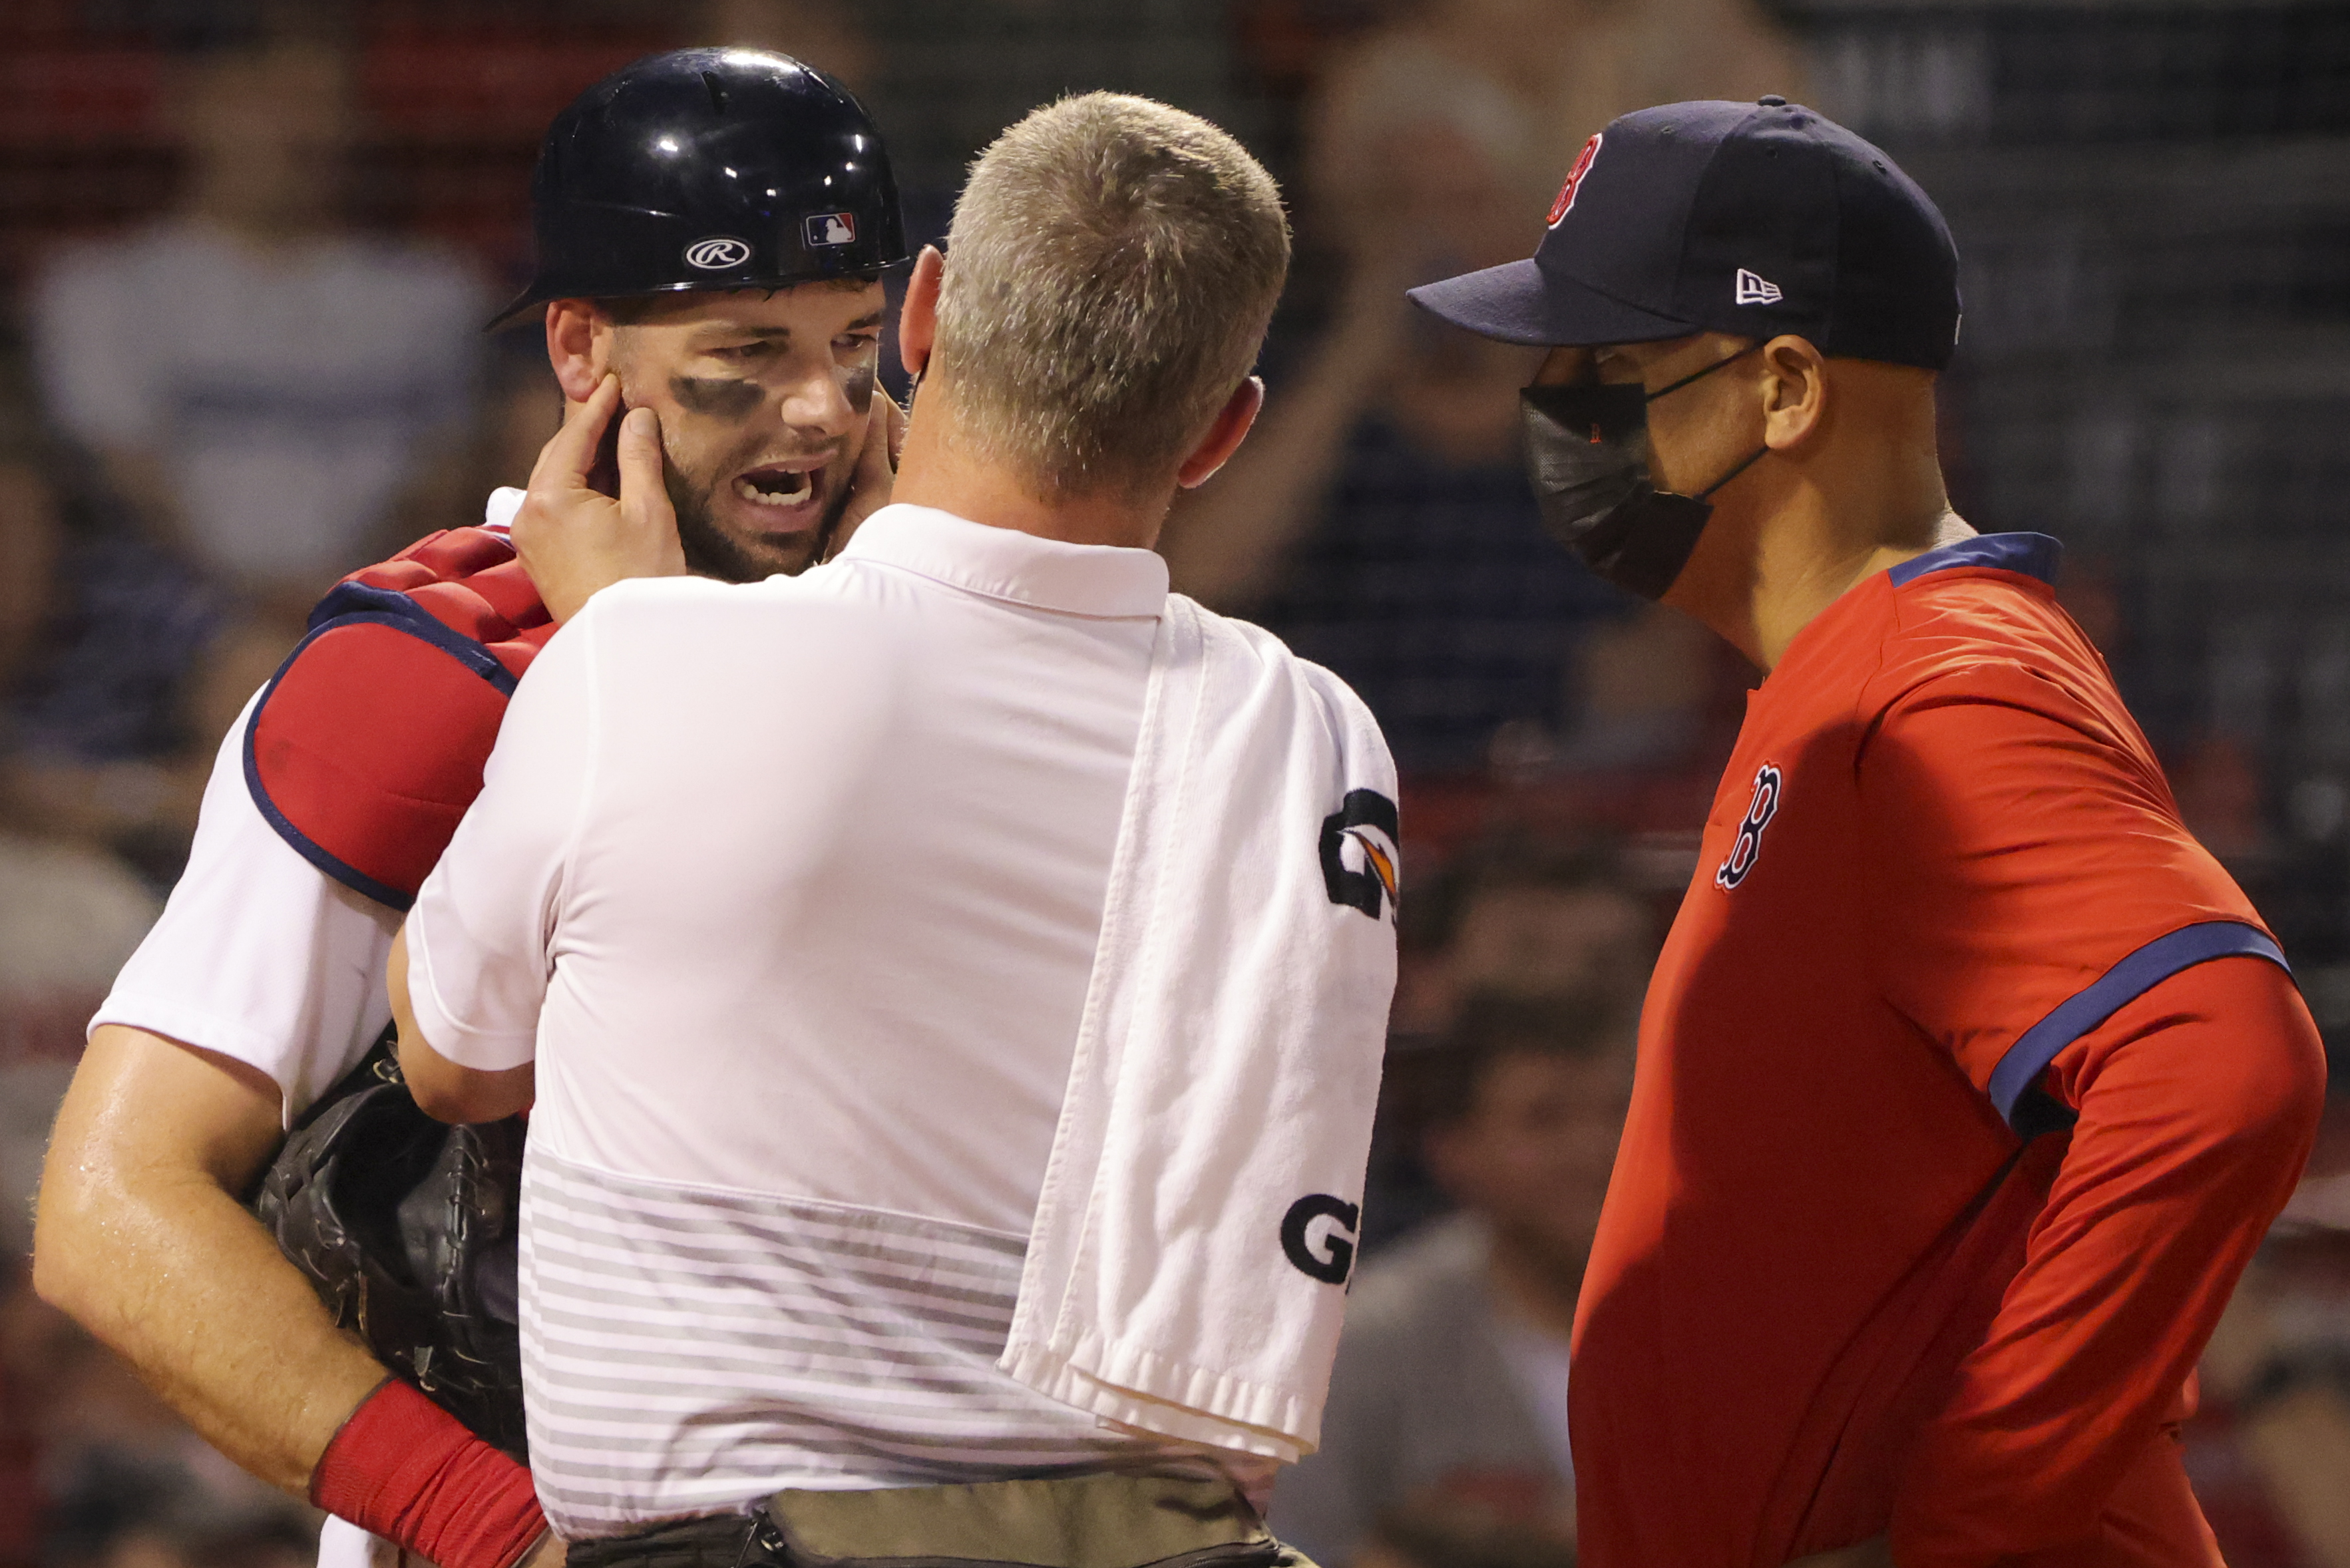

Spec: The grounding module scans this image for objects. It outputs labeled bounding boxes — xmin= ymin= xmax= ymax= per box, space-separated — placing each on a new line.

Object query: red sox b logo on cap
xmin=1547 ymin=133 xmax=1603 ymax=228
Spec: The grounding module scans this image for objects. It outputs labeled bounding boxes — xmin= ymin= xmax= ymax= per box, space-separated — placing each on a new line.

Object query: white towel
xmin=999 ymin=594 xmax=1400 ymax=1463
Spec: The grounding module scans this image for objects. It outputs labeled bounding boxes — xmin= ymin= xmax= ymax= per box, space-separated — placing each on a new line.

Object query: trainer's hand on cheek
xmin=1784 ymin=1537 xmax=1895 ymax=1568
xmin=512 ymin=373 xmax=688 ymax=624
xmin=823 ymin=390 xmax=905 ymax=560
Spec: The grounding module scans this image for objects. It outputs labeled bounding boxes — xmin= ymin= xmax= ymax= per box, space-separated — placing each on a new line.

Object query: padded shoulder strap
xmin=247 ymin=529 xmax=558 ymax=910
xmin=318 ymin=526 xmax=554 ymax=680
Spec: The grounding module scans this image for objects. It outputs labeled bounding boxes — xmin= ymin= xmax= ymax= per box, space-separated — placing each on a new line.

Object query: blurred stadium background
xmin=1 ymin=1 xmax=2347 ymax=1565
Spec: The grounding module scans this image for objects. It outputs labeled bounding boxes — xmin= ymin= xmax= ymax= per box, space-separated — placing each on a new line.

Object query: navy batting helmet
xmin=487 ymin=47 xmax=908 ymax=329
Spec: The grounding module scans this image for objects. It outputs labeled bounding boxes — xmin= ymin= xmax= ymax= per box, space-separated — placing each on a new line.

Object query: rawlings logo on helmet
xmin=1547 ymin=134 xmax=1603 ymax=228
xmin=684 ymin=235 xmax=752 ymax=270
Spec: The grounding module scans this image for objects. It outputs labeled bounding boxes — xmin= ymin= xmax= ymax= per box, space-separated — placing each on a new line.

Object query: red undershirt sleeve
xmin=1889 ymin=956 xmax=2323 ymax=1568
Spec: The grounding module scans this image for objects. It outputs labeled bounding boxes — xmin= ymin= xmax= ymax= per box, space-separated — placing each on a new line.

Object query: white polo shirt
xmin=405 ymin=504 xmax=1271 ymax=1537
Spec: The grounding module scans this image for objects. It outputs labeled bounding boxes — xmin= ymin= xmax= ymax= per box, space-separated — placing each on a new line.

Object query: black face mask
xmin=1519 ymin=345 xmax=1768 ymax=601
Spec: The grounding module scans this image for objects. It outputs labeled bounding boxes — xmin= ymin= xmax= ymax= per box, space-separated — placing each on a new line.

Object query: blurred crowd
xmin=1 ymin=1 xmax=2347 ymax=1567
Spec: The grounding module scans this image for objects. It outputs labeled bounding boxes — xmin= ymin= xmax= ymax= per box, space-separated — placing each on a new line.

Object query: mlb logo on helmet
xmin=1547 ymin=134 xmax=1603 ymax=228
xmin=684 ymin=236 xmax=752 ymax=270
xmin=805 ymin=212 xmax=858 ymax=248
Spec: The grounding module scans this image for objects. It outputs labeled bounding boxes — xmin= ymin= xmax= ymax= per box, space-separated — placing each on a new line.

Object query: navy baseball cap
xmin=1409 ymin=98 xmax=1962 ymax=371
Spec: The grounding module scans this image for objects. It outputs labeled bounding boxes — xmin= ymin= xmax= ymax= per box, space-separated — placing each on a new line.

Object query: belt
xmin=561 ymin=1473 xmax=1307 ymax=1568
xmin=566 ymin=1513 xmax=778 ymax=1568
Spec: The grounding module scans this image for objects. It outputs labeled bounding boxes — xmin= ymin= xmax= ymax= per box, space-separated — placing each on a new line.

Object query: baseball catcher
xmin=36 ymin=47 xmax=906 ymax=1568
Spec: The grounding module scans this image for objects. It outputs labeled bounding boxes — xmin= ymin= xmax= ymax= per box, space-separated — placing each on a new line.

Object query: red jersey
xmin=1571 ymin=534 xmax=2325 ymax=1568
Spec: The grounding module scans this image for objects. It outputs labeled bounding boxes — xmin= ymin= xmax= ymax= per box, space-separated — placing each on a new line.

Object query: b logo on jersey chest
xmin=1715 ymin=763 xmax=1782 ymax=890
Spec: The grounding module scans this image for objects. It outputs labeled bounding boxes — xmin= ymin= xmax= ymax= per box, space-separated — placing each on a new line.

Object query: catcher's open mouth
xmin=735 ymin=463 xmax=819 ymax=507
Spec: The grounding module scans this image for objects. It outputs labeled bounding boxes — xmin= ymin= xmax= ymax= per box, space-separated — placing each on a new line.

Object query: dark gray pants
xmin=562 ymin=1473 xmax=1316 ymax=1568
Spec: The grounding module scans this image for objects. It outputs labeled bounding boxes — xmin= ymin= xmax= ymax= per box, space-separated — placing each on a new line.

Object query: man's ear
xmin=1176 ymin=376 xmax=1265 ymax=490
xmin=546 ymin=299 xmax=610 ymax=404
xmin=1760 ymin=334 xmax=1829 ymax=453
xmin=897 ymin=246 xmax=944 ymax=383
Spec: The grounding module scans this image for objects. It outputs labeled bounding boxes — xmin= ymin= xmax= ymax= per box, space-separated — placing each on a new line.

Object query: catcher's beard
xmin=664 ymin=449 xmax=855 ymax=582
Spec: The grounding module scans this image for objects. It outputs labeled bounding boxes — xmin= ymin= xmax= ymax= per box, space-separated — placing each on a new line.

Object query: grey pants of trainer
xmin=560 ymin=1472 xmax=1319 ymax=1568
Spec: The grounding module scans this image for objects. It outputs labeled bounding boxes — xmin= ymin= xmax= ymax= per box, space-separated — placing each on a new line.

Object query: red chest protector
xmin=246 ymin=528 xmax=557 ymax=910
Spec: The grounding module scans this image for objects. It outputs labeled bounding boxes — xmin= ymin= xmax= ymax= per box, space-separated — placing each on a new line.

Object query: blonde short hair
xmin=932 ymin=93 xmax=1291 ymax=499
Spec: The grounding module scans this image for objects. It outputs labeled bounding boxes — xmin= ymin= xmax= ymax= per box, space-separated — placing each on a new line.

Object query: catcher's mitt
xmin=253 ymin=1032 xmax=528 ymax=1456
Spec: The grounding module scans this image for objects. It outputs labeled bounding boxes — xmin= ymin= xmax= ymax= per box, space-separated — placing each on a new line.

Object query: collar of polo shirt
xmin=838 ymin=504 xmax=1170 ymax=620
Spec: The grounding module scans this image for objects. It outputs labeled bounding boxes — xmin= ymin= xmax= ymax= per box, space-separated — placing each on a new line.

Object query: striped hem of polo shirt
xmin=519 ymin=1149 xmax=1197 ymax=1538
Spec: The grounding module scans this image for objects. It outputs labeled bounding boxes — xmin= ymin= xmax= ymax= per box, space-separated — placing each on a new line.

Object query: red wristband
xmin=311 ymin=1380 xmax=546 ymax=1568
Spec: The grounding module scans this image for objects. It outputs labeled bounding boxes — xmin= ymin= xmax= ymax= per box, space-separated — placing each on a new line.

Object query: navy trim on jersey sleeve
xmin=243 ymin=587 xmax=522 ymax=912
xmin=1987 ymin=920 xmax=2289 ymax=1127
xmin=1887 ymin=532 xmax=2064 ymax=589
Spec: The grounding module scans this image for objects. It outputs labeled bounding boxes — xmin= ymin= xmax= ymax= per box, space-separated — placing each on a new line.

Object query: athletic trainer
xmin=1412 ymin=98 xmax=2324 ymax=1568
xmin=393 ymin=94 xmax=1397 ymax=1566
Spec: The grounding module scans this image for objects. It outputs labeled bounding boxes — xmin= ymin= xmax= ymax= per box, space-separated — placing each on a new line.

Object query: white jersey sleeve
xmin=92 ymin=691 xmax=401 ymax=1125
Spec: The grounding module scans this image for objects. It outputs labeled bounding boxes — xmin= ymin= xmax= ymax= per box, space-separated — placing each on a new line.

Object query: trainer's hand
xmin=512 ymin=374 xmax=687 ymax=624
xmin=1785 ymin=1537 xmax=1895 ymax=1568
xmin=823 ymin=389 xmax=906 ymax=560
xmin=516 ymin=1529 xmax=566 ymax=1568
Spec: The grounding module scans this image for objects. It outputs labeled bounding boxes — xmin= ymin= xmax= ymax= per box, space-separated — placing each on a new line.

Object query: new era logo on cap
xmin=1736 ymin=268 xmax=1783 ymax=305
xmin=804 ymin=212 xmax=857 ymax=248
